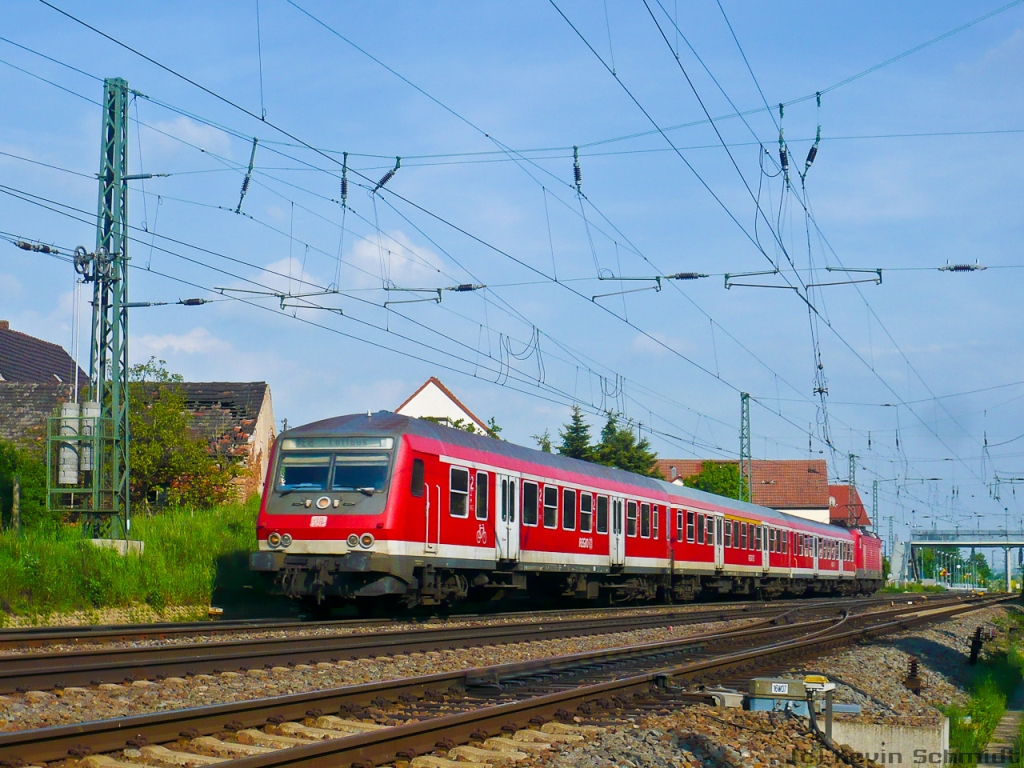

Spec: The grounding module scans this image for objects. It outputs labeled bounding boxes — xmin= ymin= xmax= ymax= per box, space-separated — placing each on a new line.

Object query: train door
xmin=714 ymin=515 xmax=724 ymax=569
xmin=495 ymin=474 xmax=520 ymax=561
xmin=812 ymin=535 xmax=819 ymax=575
xmin=610 ymin=497 xmax=625 ymax=566
xmin=425 ymin=480 xmax=440 ymax=554
xmin=761 ymin=525 xmax=769 ymax=573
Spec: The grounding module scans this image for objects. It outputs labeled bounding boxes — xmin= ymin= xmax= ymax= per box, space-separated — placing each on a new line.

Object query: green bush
xmin=0 ymin=440 xmax=56 ymax=532
xmin=0 ymin=498 xmax=257 ymax=619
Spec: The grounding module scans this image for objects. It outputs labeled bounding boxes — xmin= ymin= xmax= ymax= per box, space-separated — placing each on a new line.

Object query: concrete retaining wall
xmin=830 ymin=718 xmax=949 ymax=765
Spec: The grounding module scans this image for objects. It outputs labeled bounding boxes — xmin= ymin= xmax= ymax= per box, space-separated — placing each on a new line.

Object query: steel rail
xmin=0 ymin=593 xmax=927 ymax=651
xmin=0 ymin=603 xmax=786 ymax=694
xmin=0 ymin=594 xmax=999 ymax=767
xmin=0 ymin=594 xmax=941 ymax=693
xmin=0 ymin=609 xmax=820 ymax=765
xmin=181 ymin=594 xmax=1010 ymax=768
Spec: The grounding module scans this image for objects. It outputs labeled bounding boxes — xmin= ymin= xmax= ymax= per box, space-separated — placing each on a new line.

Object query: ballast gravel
xmin=522 ymin=708 xmax=876 ymax=768
xmin=787 ymin=603 xmax=1011 ymax=726
xmin=0 ymin=617 xmax=760 ymax=731
xmin=0 ymin=603 xmax=764 ymax=657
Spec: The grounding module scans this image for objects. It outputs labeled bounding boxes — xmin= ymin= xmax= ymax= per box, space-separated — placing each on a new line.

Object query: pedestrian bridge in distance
xmin=911 ymin=529 xmax=1024 ymax=547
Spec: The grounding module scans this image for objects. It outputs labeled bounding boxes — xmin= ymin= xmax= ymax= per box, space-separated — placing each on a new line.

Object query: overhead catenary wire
xmin=12 ymin=1 xmax=999 ymax=487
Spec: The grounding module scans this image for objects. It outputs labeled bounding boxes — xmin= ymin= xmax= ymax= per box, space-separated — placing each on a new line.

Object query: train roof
xmin=285 ymin=412 xmax=852 ymax=538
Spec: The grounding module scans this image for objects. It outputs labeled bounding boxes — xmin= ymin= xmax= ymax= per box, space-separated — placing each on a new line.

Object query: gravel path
xmin=0 ymin=617 xmax=760 ymax=731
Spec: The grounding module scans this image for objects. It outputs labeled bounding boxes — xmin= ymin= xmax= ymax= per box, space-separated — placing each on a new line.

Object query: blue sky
xmin=2 ymin=1 xmax=1024 ymax=550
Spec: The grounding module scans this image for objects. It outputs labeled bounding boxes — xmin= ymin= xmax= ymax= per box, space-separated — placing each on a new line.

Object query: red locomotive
xmin=250 ymin=412 xmax=884 ymax=608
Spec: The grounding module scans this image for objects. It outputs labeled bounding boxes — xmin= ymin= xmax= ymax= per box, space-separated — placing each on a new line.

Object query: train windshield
xmin=332 ymin=453 xmax=390 ymax=492
xmin=274 ymin=436 xmax=395 ymax=497
xmin=277 ymin=453 xmax=331 ymax=491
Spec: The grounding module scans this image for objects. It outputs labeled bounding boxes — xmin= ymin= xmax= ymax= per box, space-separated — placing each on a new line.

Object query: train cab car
xmin=250 ymin=412 xmax=884 ymax=608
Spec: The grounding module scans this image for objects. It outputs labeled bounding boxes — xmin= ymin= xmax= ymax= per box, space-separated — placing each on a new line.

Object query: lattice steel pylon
xmin=847 ymin=453 xmax=857 ymax=527
xmin=739 ymin=392 xmax=751 ymax=502
xmin=46 ymin=78 xmax=130 ymax=538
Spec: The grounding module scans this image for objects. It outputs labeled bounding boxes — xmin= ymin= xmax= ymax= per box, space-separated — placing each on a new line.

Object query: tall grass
xmin=0 ymin=498 xmax=257 ymax=620
xmin=945 ymin=616 xmax=1024 ymax=766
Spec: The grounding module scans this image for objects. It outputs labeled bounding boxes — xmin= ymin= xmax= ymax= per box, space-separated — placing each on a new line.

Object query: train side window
xmin=627 ymin=501 xmax=638 ymax=537
xmin=741 ymin=523 xmax=748 ymax=549
xmin=475 ymin=472 xmax=489 ymax=521
xmin=754 ymin=524 xmax=761 ymax=550
xmin=543 ymin=486 xmax=559 ymax=528
xmin=686 ymin=510 xmax=695 ymax=543
xmin=652 ymin=506 xmax=659 ymax=540
xmin=697 ymin=513 xmax=705 ymax=544
xmin=562 ymin=488 xmax=577 ymax=531
xmin=724 ymin=520 xmax=732 ymax=548
xmin=706 ymin=515 xmax=714 ymax=544
xmin=410 ymin=458 xmax=425 ymax=497
xmin=580 ymin=493 xmax=593 ymax=533
xmin=596 ymin=496 xmax=609 ymax=533
xmin=675 ymin=510 xmax=683 ymax=543
xmin=768 ymin=528 xmax=775 ymax=553
xmin=449 ymin=467 xmax=469 ymax=518
xmin=640 ymin=503 xmax=650 ymax=538
xmin=782 ymin=531 xmax=788 ymax=554
xmin=522 ymin=482 xmax=539 ymax=526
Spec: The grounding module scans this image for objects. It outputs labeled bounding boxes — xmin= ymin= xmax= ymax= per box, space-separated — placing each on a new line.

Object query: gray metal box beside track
xmin=749 ymin=677 xmax=807 ymax=699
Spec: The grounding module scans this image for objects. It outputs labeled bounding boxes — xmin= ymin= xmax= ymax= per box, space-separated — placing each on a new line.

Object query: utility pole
xmin=872 ymin=480 xmax=878 ymax=534
xmin=739 ymin=392 xmax=751 ymax=503
xmin=847 ymin=453 xmax=856 ymax=527
xmin=47 ymin=77 xmax=131 ymax=539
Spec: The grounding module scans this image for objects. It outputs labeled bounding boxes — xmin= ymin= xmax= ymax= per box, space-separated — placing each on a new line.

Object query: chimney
xmin=0 ymin=321 xmax=9 ymax=330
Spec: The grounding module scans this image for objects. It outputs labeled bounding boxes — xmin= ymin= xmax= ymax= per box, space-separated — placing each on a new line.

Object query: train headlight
xmin=267 ymin=532 xmax=282 ymax=548
xmin=280 ymin=534 xmax=293 ymax=548
xmin=359 ymin=533 xmax=375 ymax=549
xmin=347 ymin=534 xmax=359 ymax=548
xmin=315 ymin=496 xmax=330 ymax=510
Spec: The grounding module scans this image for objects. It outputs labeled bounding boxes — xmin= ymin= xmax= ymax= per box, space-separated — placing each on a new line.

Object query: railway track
xmin=0 ymin=594 xmax=913 ymax=651
xmin=0 ymin=593 xmax=1004 ymax=768
xmin=0 ymin=594 xmax=935 ymax=694
xmin=0 ymin=603 xmax=785 ymax=694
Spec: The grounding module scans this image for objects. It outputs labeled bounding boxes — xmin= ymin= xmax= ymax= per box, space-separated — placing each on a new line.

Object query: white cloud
xmin=133 ymin=326 xmax=231 ymax=356
xmin=343 ymin=230 xmax=446 ymax=290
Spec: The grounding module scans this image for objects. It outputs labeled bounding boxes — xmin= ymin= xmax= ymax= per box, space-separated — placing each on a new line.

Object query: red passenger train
xmin=250 ymin=412 xmax=884 ymax=608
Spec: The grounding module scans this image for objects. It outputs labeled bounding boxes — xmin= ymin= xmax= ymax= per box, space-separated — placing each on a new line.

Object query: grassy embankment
xmin=945 ymin=609 xmax=1024 ymax=765
xmin=0 ymin=497 xmax=261 ymax=624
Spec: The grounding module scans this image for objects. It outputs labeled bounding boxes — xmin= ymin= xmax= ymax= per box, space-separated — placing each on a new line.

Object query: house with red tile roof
xmin=829 ymin=484 xmax=871 ymax=528
xmin=656 ymin=458 xmax=832 ymax=523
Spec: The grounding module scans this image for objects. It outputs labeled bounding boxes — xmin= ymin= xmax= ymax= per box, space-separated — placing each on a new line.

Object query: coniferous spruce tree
xmin=557 ymin=405 xmax=594 ymax=460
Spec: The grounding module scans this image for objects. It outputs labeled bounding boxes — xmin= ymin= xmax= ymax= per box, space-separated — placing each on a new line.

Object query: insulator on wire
xmin=341 ymin=151 xmax=349 ymax=206
xmin=373 ymin=157 xmax=401 ymax=194
xmin=805 ymin=144 xmax=818 ymax=170
xmin=940 ymin=261 xmax=986 ymax=272
xmin=235 ymin=137 xmax=258 ymax=214
xmin=14 ymin=241 xmax=57 ymax=254
xmin=779 ymin=146 xmax=789 ymax=175
xmin=573 ymin=146 xmax=582 ymax=191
